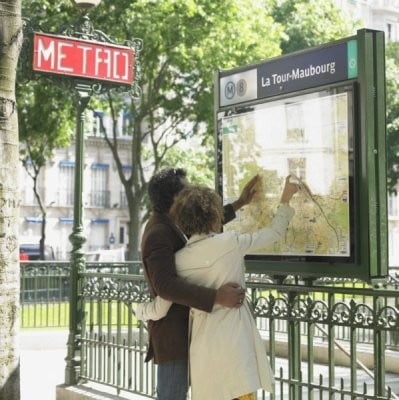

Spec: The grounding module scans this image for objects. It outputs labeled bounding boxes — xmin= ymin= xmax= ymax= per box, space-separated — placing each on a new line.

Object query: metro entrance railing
xmin=20 ymin=262 xmax=399 ymax=399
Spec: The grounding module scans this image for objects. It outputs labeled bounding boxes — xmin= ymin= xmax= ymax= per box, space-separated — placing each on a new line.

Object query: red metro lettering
xmin=33 ymin=33 xmax=134 ymax=85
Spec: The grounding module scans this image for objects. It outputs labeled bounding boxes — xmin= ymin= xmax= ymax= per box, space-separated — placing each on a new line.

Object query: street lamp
xmin=72 ymin=0 xmax=101 ymax=14
xmin=64 ymin=0 xmax=102 ymax=386
xmin=21 ymin=0 xmax=141 ymax=385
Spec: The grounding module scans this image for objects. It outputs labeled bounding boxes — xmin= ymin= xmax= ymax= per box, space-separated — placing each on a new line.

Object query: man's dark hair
xmin=148 ymin=167 xmax=187 ymax=213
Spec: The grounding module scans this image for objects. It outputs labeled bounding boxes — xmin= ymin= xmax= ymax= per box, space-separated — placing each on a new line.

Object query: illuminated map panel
xmin=219 ymin=86 xmax=354 ymax=258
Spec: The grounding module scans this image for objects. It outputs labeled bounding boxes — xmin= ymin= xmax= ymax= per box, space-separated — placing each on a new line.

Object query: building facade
xmin=333 ymin=0 xmax=399 ymax=41
xmin=19 ymin=111 xmax=132 ymax=260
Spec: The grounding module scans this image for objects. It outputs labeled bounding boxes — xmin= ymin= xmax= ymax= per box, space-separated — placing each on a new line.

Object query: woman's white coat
xmin=174 ymin=205 xmax=294 ymax=400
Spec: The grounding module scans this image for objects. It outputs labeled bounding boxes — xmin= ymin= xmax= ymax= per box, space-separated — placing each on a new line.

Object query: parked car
xmin=19 ymin=243 xmax=55 ymax=261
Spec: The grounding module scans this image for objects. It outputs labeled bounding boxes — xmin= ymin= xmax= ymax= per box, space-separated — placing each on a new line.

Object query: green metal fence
xmin=19 ymin=262 xmax=399 ymax=399
xmin=76 ymin=270 xmax=399 ymax=400
xmin=20 ymin=261 xmax=140 ymax=328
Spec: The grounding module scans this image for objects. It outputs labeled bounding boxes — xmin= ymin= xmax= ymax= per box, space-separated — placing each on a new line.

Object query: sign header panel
xmin=33 ymin=33 xmax=134 ymax=85
xmin=219 ymin=40 xmax=358 ymax=106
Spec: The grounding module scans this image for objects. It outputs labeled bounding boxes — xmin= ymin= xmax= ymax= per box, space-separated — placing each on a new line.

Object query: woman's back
xmin=173 ymin=211 xmax=294 ymax=400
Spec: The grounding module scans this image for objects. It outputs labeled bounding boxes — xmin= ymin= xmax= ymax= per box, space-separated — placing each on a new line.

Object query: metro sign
xmin=33 ymin=33 xmax=134 ymax=85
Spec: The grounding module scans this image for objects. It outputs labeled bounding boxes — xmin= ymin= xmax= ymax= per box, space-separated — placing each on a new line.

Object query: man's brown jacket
xmin=141 ymin=205 xmax=235 ymax=364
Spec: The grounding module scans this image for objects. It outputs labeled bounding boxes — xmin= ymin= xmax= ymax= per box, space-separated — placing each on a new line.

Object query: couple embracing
xmin=139 ymin=168 xmax=298 ymax=400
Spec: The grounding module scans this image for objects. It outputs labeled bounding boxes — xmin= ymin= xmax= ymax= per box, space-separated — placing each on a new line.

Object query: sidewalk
xmin=20 ymin=330 xmax=148 ymax=400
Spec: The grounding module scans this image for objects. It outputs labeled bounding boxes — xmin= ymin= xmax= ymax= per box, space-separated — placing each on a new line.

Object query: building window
xmin=122 ymin=111 xmax=133 ymax=137
xmin=387 ymin=23 xmax=392 ymax=41
xmin=288 ymin=158 xmax=306 ymax=181
xmin=58 ymin=161 xmax=75 ymax=206
xmin=89 ymin=110 xmax=104 ymax=137
xmin=89 ymin=219 xmax=109 ymax=251
xmin=90 ymin=164 xmax=110 ymax=208
xmin=119 ymin=226 xmax=125 ymax=244
xmin=388 ymin=193 xmax=399 ymax=217
xmin=286 ymin=103 xmax=305 ymax=142
xmin=21 ymin=161 xmax=45 ymax=205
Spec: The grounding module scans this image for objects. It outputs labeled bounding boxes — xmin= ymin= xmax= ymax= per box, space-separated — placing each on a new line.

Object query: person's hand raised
xmin=280 ymin=175 xmax=300 ymax=204
xmin=232 ymin=174 xmax=261 ymax=211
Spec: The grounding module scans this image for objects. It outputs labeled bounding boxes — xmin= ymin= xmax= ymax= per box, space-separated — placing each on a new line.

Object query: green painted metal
xmin=327 ymin=293 xmax=335 ymax=400
xmin=288 ymin=292 xmax=301 ymax=400
xmin=73 ymin=269 xmax=399 ymax=400
xmin=307 ymin=321 xmax=314 ymax=400
xmin=374 ymin=31 xmax=388 ymax=279
xmin=373 ymin=296 xmax=386 ymax=398
xmin=65 ymin=84 xmax=91 ymax=386
xmin=349 ymin=302 xmax=357 ymax=399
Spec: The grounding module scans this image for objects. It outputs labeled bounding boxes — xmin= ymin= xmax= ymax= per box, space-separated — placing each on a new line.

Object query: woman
xmin=137 ymin=176 xmax=298 ymax=400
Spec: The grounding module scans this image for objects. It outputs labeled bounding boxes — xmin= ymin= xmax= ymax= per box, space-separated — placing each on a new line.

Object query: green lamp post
xmin=64 ymin=0 xmax=100 ymax=386
xmin=20 ymin=0 xmax=142 ymax=385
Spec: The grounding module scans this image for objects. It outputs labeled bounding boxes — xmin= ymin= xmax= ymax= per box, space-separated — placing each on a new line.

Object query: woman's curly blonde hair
xmin=170 ymin=185 xmax=223 ymax=236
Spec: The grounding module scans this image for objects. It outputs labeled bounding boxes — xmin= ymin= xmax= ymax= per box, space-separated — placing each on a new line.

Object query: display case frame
xmin=214 ymin=29 xmax=387 ymax=281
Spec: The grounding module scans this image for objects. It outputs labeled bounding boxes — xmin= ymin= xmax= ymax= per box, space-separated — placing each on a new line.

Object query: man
xmin=141 ymin=167 xmax=259 ymax=400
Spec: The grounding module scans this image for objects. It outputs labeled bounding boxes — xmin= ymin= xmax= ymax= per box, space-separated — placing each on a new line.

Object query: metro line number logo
xmin=225 ymin=81 xmax=235 ymax=99
xmin=236 ymin=79 xmax=247 ymax=97
xmin=224 ymin=79 xmax=248 ymax=101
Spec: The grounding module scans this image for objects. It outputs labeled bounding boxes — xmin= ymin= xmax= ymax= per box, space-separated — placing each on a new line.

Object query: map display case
xmin=215 ymin=29 xmax=387 ymax=281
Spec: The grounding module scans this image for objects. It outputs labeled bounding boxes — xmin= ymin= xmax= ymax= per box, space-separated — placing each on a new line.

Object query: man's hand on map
xmin=280 ymin=175 xmax=300 ymax=204
xmin=232 ymin=174 xmax=261 ymax=211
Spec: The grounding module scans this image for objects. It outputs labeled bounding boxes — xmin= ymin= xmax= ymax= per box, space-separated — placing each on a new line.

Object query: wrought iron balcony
xmin=56 ymin=190 xmax=74 ymax=207
xmin=88 ymin=190 xmax=110 ymax=208
xmin=119 ymin=191 xmax=128 ymax=208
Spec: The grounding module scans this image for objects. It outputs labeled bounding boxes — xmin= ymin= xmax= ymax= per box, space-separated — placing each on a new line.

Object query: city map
xmin=220 ymin=88 xmax=352 ymax=257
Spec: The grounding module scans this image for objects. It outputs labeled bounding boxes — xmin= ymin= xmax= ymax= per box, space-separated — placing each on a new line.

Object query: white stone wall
xmin=19 ymin=112 xmax=132 ymax=260
xmin=333 ymin=0 xmax=399 ymax=41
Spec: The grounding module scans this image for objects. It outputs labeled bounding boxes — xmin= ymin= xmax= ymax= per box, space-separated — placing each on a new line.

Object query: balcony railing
xmin=120 ymin=191 xmax=128 ymax=208
xmin=88 ymin=190 xmax=111 ymax=208
xmin=21 ymin=187 xmax=45 ymax=206
xmin=56 ymin=190 xmax=74 ymax=207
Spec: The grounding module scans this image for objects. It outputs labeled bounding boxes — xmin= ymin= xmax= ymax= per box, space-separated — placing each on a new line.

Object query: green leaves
xmin=17 ymin=80 xmax=74 ymax=167
xmin=271 ymin=0 xmax=358 ymax=54
xmin=385 ymin=42 xmax=399 ymax=192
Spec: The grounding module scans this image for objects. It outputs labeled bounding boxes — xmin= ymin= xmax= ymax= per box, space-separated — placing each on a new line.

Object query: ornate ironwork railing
xmin=19 ymin=261 xmax=140 ymax=328
xmin=76 ymin=270 xmax=399 ymax=400
xmin=19 ymin=262 xmax=399 ymax=398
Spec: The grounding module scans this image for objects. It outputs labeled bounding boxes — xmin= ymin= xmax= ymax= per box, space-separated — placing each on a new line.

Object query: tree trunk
xmin=0 ymin=1 xmax=22 ymax=399
xmin=32 ymin=173 xmax=46 ymax=260
xmin=126 ymin=190 xmax=141 ymax=263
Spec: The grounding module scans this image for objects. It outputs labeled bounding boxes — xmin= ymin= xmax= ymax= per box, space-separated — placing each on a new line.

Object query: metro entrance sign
xmin=21 ymin=2 xmax=143 ymax=386
xmin=33 ymin=33 xmax=134 ymax=85
xmin=215 ymin=29 xmax=388 ymax=282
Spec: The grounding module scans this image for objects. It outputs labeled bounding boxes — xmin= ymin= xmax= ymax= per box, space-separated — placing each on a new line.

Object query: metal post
xmin=64 ymin=84 xmax=91 ymax=385
xmin=374 ymin=295 xmax=386 ymax=398
xmin=288 ymin=291 xmax=301 ymax=400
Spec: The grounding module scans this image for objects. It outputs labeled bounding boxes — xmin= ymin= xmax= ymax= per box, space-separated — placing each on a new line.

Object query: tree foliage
xmin=17 ymin=81 xmax=74 ymax=257
xmin=271 ymin=0 xmax=357 ymax=54
xmin=87 ymin=0 xmax=284 ymax=258
xmin=18 ymin=0 xmax=373 ymax=259
xmin=385 ymin=41 xmax=399 ymax=192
